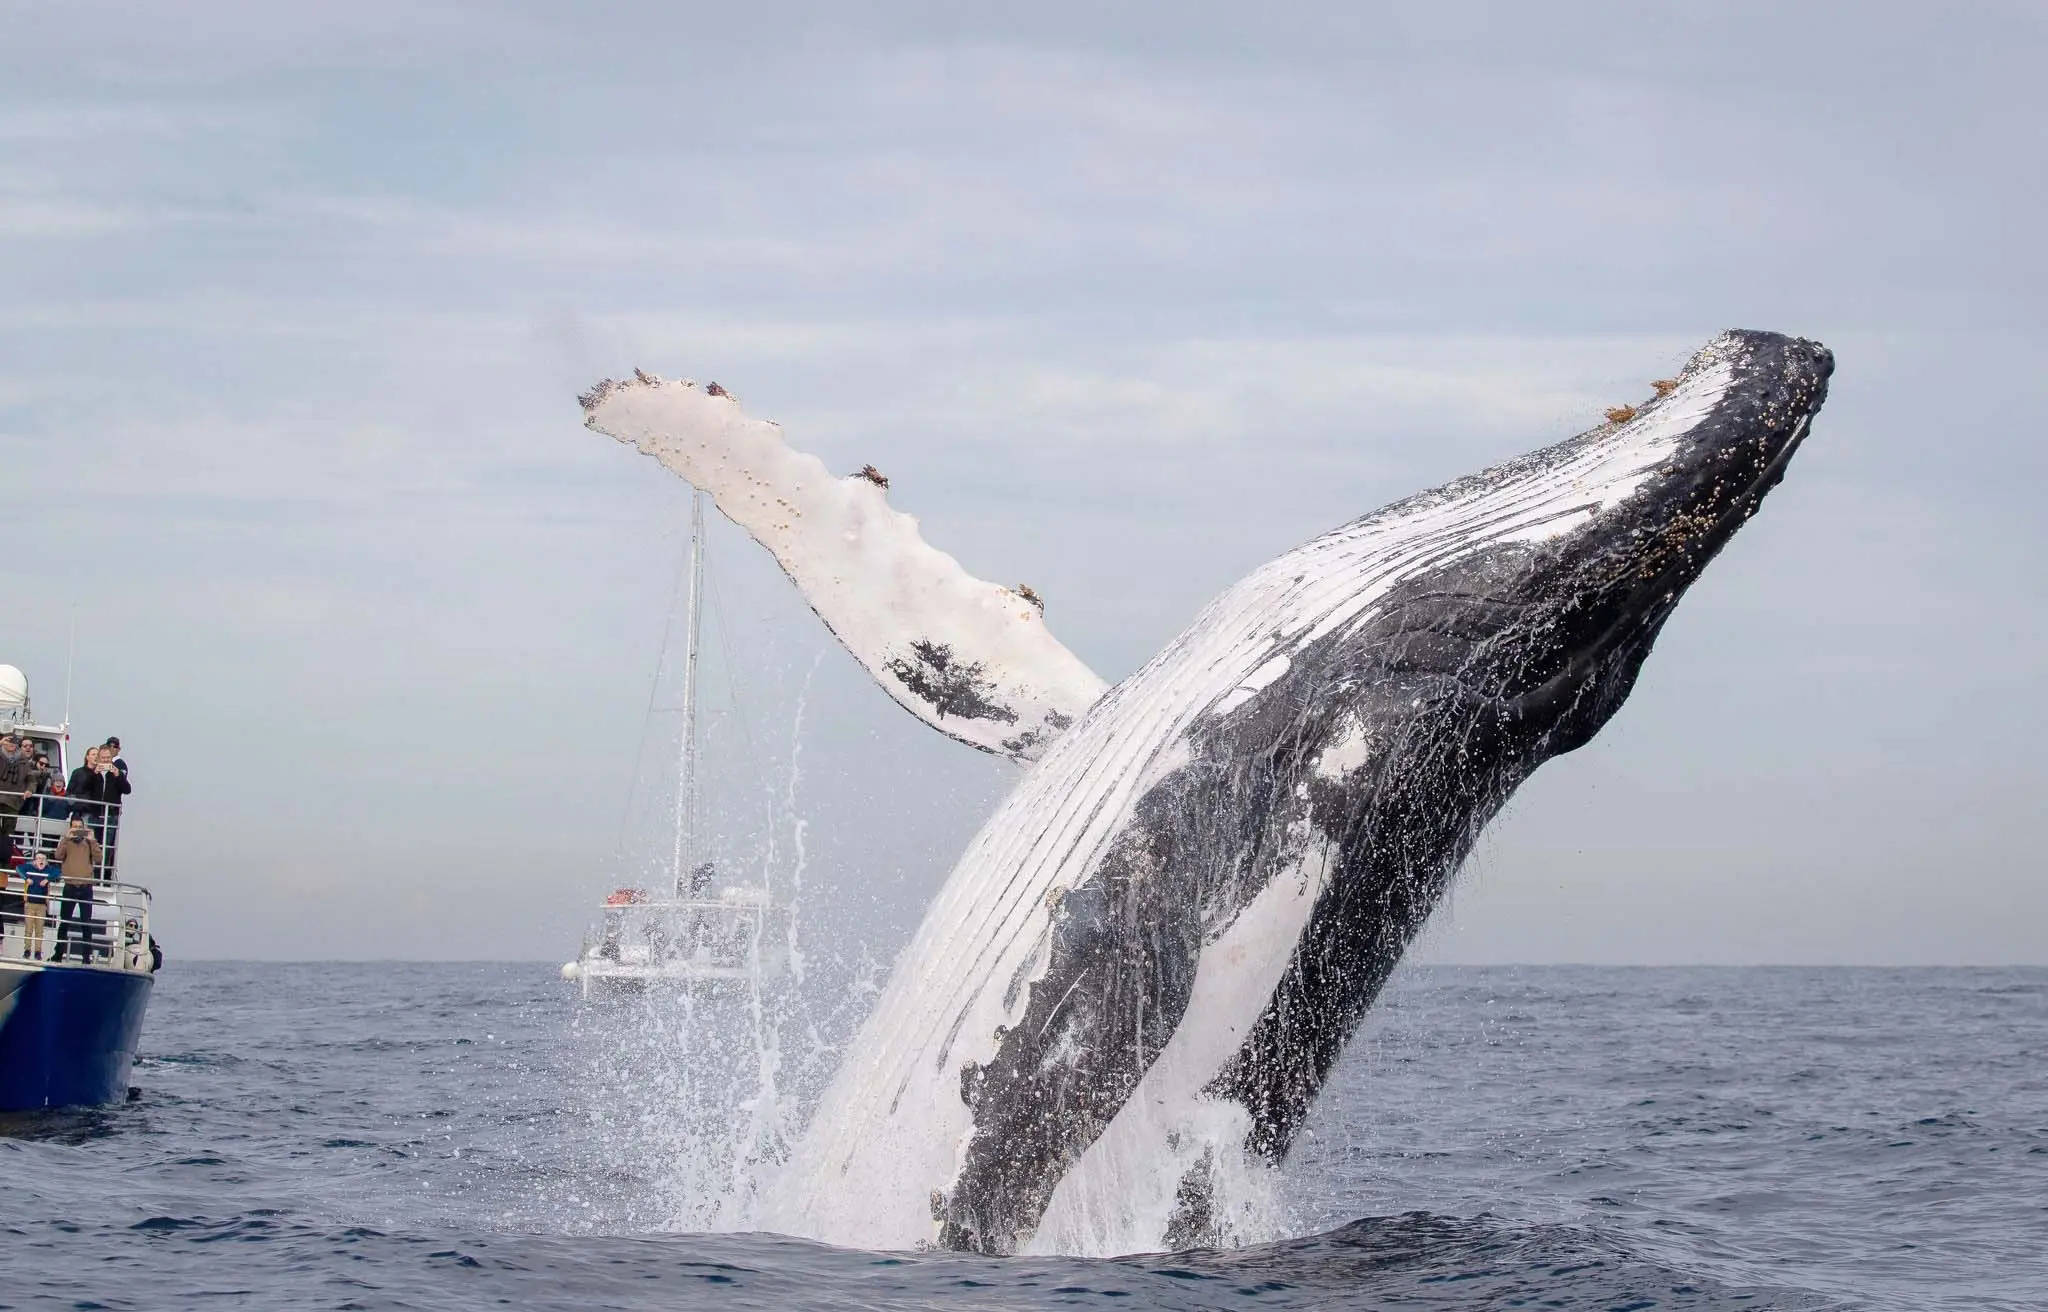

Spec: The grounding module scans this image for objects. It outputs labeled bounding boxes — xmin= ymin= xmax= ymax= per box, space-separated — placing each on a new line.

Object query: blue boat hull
xmin=0 ymin=963 xmax=154 ymax=1110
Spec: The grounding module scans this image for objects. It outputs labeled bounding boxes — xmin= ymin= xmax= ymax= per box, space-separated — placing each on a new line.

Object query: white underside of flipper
xmin=581 ymin=373 xmax=1108 ymax=760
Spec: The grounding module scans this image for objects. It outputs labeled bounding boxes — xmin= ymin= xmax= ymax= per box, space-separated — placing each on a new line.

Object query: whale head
xmin=1418 ymin=329 xmax=1834 ymax=759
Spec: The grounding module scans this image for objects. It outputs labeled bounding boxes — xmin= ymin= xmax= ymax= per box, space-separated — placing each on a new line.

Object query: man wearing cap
xmin=98 ymin=737 xmax=131 ymax=873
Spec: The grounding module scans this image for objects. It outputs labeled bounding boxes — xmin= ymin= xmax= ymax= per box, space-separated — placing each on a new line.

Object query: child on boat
xmin=4 ymin=848 xmax=55 ymax=961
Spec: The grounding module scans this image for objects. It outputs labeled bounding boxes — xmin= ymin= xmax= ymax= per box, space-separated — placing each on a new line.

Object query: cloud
xmin=1 ymin=0 xmax=2041 ymax=965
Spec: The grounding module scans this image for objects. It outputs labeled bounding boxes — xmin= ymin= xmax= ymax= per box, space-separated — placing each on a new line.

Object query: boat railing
xmin=582 ymin=893 xmax=787 ymax=974
xmin=8 ymin=791 xmax=133 ymax=883
xmin=0 ymin=878 xmax=153 ymax=972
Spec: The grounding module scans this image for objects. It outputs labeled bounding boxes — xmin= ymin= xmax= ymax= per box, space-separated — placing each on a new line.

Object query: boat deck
xmin=565 ymin=891 xmax=789 ymax=996
xmin=0 ymin=879 xmax=153 ymax=973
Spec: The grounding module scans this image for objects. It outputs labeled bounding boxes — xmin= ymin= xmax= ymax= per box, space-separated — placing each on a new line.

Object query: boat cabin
xmin=563 ymin=879 xmax=789 ymax=997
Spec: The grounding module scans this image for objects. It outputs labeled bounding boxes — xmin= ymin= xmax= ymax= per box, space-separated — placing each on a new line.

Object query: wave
xmin=2 ymin=1210 xmax=1842 ymax=1310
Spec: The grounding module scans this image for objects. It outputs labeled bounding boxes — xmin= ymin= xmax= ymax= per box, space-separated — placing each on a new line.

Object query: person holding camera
xmin=29 ymin=747 xmax=57 ymax=826
xmin=50 ymin=814 xmax=105 ymax=964
xmin=96 ymin=739 xmax=131 ymax=873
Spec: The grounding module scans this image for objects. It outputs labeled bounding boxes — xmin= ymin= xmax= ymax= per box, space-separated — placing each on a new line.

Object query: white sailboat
xmin=561 ymin=491 xmax=789 ymax=998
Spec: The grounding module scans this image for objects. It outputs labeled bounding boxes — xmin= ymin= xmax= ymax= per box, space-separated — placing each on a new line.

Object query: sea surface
xmin=1 ymin=964 xmax=2041 ymax=1311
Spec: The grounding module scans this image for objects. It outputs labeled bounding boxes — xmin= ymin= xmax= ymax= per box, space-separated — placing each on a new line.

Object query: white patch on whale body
xmin=767 ymin=349 xmax=1741 ymax=1252
xmin=581 ymin=376 xmax=1106 ymax=758
xmin=1025 ymin=821 xmax=1335 ymax=1255
xmin=1312 ymin=717 xmax=1374 ymax=780
xmin=1213 ymin=653 xmax=1291 ymax=715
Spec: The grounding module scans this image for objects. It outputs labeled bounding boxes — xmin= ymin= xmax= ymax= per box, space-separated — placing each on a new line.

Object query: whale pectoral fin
xmin=579 ymin=374 xmax=1109 ymax=760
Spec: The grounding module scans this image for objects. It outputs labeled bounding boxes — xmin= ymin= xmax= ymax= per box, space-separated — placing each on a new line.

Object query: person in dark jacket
xmin=27 ymin=746 xmax=61 ymax=827
xmin=96 ymin=740 xmax=131 ymax=872
xmin=67 ymin=746 xmax=107 ymax=850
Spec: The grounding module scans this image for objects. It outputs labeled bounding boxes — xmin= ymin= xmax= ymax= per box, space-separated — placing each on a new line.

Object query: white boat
xmin=562 ymin=492 xmax=789 ymax=999
xmin=563 ymin=883 xmax=789 ymax=996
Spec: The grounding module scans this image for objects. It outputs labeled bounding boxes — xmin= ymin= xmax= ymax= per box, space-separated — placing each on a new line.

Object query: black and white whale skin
xmin=766 ymin=330 xmax=1832 ymax=1254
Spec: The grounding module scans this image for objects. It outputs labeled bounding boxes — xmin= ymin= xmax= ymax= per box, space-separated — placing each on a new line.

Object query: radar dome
xmin=0 ymin=665 xmax=26 ymax=712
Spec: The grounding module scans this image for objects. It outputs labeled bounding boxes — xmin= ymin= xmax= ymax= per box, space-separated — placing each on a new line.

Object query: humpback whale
xmin=581 ymin=329 xmax=1833 ymax=1255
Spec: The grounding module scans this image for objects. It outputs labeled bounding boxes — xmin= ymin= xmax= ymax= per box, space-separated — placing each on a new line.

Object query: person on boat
xmin=96 ymin=739 xmax=131 ymax=873
xmin=21 ymin=847 xmax=54 ymax=961
xmin=66 ymin=746 xmax=108 ymax=861
xmin=0 ymin=732 xmax=44 ymax=865
xmin=9 ymin=846 xmax=55 ymax=961
xmin=0 ymin=854 xmax=20 ymax=957
xmin=50 ymin=814 xmax=104 ymax=964
xmin=27 ymin=745 xmax=61 ymax=829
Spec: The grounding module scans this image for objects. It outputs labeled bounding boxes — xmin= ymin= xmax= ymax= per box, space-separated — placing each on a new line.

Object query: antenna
xmin=62 ymin=611 xmax=76 ymax=733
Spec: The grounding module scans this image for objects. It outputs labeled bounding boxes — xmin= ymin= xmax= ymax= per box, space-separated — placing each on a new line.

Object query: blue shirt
xmin=14 ymin=861 xmax=54 ymax=898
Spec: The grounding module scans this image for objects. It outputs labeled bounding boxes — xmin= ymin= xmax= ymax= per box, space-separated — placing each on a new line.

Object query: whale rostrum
xmin=582 ymin=330 xmax=1833 ymax=1255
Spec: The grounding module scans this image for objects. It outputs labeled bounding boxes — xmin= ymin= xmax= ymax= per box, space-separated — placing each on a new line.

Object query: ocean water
xmin=0 ymin=963 xmax=2041 ymax=1310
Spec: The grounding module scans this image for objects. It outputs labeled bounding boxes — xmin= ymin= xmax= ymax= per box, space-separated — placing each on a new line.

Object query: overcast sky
xmin=2 ymin=1 xmax=2042 ymax=964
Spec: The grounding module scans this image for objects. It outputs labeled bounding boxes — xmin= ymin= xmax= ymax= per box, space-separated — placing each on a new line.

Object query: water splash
xmin=568 ymin=645 xmax=878 ymax=1235
xmin=776 ymin=649 xmax=823 ymax=991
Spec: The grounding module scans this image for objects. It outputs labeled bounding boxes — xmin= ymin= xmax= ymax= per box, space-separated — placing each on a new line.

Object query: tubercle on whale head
xmin=1602 ymin=330 xmax=1831 ymax=585
xmin=1246 ymin=332 xmax=1832 ymax=773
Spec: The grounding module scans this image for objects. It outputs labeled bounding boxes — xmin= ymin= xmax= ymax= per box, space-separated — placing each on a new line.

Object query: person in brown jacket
xmin=51 ymin=815 xmax=104 ymax=964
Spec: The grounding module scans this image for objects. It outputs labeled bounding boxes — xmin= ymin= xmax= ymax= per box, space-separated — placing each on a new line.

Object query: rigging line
xmin=704 ymin=551 xmax=779 ymax=854
xmin=705 ymin=559 xmax=763 ymax=776
xmin=615 ymin=508 xmax=698 ymax=856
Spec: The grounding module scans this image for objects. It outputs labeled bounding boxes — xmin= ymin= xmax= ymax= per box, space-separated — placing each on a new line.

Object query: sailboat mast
xmin=673 ymin=490 xmax=707 ymax=886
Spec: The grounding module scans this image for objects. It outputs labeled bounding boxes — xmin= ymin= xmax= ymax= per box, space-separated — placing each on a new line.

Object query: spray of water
xmin=566 ymin=644 xmax=900 ymax=1236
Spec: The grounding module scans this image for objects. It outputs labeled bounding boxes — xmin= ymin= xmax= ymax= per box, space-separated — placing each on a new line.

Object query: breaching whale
xmin=581 ymin=329 xmax=1832 ymax=1255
